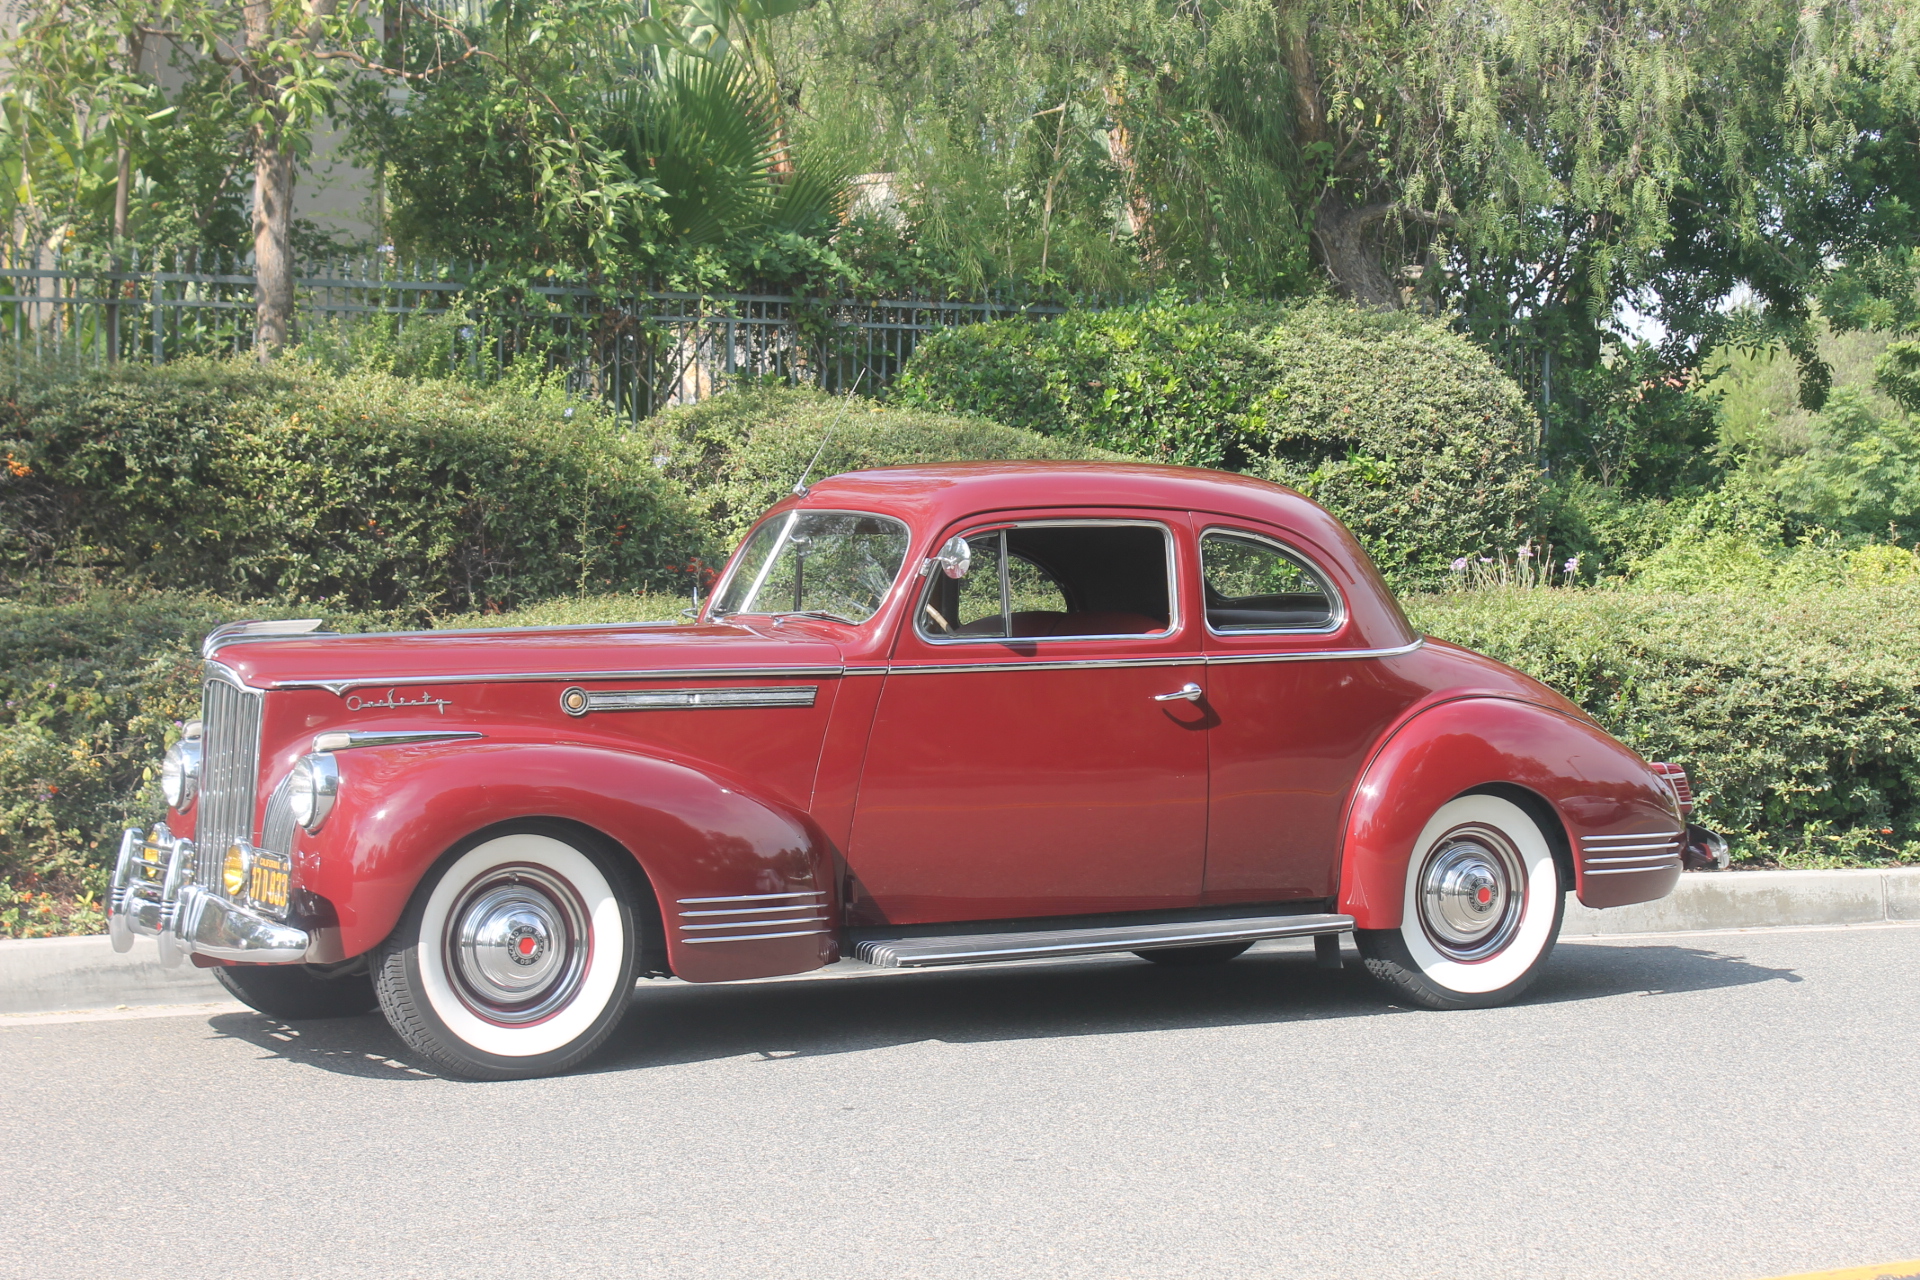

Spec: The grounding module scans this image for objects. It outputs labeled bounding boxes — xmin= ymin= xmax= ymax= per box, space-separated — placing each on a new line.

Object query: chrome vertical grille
xmin=259 ymin=775 xmax=296 ymax=859
xmin=196 ymin=671 xmax=263 ymax=893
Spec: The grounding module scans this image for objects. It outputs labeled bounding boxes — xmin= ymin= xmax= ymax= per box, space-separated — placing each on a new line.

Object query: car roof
xmin=787 ymin=460 xmax=1329 ymax=532
xmin=770 ymin=460 xmax=1417 ymax=646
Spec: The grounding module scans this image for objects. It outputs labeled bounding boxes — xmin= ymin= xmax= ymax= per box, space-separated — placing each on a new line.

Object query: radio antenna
xmin=791 ymin=369 xmax=867 ymax=497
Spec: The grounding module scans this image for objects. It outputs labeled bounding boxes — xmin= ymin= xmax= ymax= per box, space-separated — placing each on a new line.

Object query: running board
xmin=854 ymin=913 xmax=1355 ymax=969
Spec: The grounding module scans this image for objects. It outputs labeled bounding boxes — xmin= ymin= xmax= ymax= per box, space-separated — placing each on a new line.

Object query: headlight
xmin=160 ymin=737 xmax=202 ymax=810
xmin=288 ymin=753 xmax=340 ymax=832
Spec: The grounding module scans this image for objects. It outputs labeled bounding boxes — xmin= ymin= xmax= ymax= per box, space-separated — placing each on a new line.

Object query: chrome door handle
xmin=1153 ymin=682 xmax=1204 ymax=703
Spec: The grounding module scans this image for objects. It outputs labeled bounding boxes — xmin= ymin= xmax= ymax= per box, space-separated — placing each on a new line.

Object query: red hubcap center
xmin=517 ymin=936 xmax=537 ymax=956
xmin=1475 ymin=886 xmax=1493 ymax=906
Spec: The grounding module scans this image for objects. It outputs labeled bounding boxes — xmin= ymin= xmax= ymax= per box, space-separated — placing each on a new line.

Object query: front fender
xmin=1337 ymin=696 xmax=1683 ymax=928
xmin=295 ymin=742 xmax=834 ymax=982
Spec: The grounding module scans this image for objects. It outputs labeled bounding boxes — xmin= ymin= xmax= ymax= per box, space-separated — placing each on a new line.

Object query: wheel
xmin=214 ymin=963 xmax=379 ymax=1019
xmin=1133 ymin=941 xmax=1254 ymax=967
xmin=1354 ymin=793 xmax=1566 ymax=1010
xmin=372 ymin=826 xmax=639 ymax=1080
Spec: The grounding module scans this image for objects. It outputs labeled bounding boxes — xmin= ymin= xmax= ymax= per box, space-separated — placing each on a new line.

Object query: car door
xmin=1195 ymin=521 xmax=1416 ymax=904
xmin=844 ymin=512 xmax=1209 ymax=926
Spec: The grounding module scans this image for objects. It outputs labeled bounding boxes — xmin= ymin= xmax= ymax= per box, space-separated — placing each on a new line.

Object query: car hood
xmin=212 ymin=622 xmax=846 ymax=692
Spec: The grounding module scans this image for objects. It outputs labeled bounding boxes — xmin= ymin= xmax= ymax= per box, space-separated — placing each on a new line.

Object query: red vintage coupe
xmin=110 ymin=462 xmax=1724 ymax=1079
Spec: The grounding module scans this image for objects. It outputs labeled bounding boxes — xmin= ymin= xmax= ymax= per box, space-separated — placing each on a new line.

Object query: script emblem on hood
xmin=344 ymin=688 xmax=453 ymax=715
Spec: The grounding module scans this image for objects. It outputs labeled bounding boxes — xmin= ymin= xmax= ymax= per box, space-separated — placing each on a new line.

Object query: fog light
xmin=160 ymin=738 xmax=202 ymax=810
xmin=288 ymin=753 xmax=340 ymax=832
xmin=222 ymin=843 xmax=250 ymax=897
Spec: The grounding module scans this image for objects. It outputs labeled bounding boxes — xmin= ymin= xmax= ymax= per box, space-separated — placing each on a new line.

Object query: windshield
xmin=711 ymin=510 xmax=911 ymax=624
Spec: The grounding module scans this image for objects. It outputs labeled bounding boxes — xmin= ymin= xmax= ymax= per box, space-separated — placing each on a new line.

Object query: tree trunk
xmin=1275 ymin=7 xmax=1404 ymax=309
xmin=1311 ymin=198 xmax=1402 ymax=309
xmin=107 ymin=30 xmax=144 ymax=363
xmin=1102 ymin=80 xmax=1156 ymax=265
xmin=244 ymin=0 xmax=338 ymax=361
xmin=252 ymin=135 xmax=296 ymax=358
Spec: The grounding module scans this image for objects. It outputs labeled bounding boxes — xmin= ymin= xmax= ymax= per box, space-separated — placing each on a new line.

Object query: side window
xmin=920 ymin=522 xmax=1172 ymax=641
xmin=1201 ymin=530 xmax=1338 ymax=632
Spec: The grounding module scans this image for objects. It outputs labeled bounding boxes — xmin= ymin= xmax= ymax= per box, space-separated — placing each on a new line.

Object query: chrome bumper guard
xmin=1682 ymin=824 xmax=1731 ymax=872
xmin=108 ymin=826 xmax=310 ymax=967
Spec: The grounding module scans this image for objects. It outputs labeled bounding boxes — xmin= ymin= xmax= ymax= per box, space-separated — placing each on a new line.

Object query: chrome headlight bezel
xmin=160 ymin=737 xmax=203 ymax=810
xmin=288 ymin=753 xmax=340 ymax=833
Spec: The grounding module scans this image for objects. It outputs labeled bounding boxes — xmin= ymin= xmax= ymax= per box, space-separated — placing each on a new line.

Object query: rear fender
xmin=1338 ymin=697 xmax=1683 ymax=928
xmin=295 ymin=742 xmax=834 ymax=982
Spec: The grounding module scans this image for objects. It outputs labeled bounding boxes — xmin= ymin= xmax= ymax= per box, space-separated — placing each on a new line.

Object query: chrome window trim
xmin=1197 ymin=525 xmax=1346 ymax=637
xmin=885 ymin=640 xmax=1422 ymax=676
xmin=913 ymin=518 xmax=1182 ymax=647
xmin=1202 ymin=639 xmax=1424 ymax=665
xmin=703 ymin=507 xmax=913 ymax=626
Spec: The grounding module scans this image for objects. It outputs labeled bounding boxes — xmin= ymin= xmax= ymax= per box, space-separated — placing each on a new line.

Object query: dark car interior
xmin=922 ymin=523 xmax=1171 ymax=639
xmin=1200 ymin=530 xmax=1336 ymax=630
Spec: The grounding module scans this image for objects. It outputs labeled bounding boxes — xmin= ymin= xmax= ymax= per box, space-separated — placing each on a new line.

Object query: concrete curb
xmin=0 ymin=935 xmax=230 ymax=1015
xmin=1561 ymin=867 xmax=1920 ymax=936
xmin=3 ymin=868 xmax=1917 ymax=1016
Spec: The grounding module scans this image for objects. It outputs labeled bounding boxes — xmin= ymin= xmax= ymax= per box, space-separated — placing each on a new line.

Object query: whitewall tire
xmin=1354 ymin=793 xmax=1566 ymax=1010
xmin=374 ymin=826 xmax=638 ymax=1080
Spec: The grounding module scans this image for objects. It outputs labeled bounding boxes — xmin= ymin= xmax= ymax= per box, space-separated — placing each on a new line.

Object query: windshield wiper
xmin=767 ymin=610 xmax=856 ymax=625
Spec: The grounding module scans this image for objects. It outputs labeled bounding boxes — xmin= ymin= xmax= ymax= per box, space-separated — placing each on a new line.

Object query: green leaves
xmin=607 ymin=55 xmax=847 ymax=247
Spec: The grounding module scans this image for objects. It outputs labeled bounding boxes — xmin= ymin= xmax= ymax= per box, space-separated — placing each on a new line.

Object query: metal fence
xmin=0 ymin=247 xmax=1066 ymax=421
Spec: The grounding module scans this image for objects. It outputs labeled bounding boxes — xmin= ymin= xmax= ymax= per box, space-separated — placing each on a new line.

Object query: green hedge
xmin=1408 ymin=587 xmax=1920 ymax=867
xmin=895 ymin=299 xmax=1546 ymax=589
xmin=0 ymin=359 xmax=710 ymax=613
xmin=641 ymin=384 xmax=1124 ymax=546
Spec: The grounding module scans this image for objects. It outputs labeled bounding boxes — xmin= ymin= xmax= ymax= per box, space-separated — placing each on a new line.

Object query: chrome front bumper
xmin=107 ymin=826 xmax=310 ymax=966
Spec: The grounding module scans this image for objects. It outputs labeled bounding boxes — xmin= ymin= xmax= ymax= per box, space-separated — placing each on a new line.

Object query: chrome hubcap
xmin=447 ymin=866 xmax=589 ymax=1025
xmin=1418 ymin=825 xmax=1524 ymax=961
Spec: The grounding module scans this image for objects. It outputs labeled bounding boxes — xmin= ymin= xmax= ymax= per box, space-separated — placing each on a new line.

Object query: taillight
xmin=1651 ymin=762 xmax=1693 ymax=817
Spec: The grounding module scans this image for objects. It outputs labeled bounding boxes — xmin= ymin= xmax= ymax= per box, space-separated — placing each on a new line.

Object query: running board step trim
xmin=854 ymin=913 xmax=1355 ymax=969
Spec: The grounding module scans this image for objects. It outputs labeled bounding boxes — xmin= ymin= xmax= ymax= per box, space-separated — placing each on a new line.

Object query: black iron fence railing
xmin=0 ymin=248 xmax=1066 ymax=421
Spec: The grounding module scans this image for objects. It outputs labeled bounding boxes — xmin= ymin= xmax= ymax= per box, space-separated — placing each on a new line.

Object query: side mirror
xmin=934 ymin=535 xmax=972 ymax=579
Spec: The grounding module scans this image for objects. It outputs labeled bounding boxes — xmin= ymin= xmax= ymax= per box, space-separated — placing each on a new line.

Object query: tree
xmin=347 ymin=0 xmax=847 ymax=285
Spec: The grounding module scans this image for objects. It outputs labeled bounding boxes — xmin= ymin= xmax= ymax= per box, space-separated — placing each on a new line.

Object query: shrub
xmin=0 ymin=358 xmax=711 ymax=613
xmin=1408 ymin=587 xmax=1920 ymax=868
xmin=1770 ymin=387 xmax=1920 ymax=541
xmin=895 ymin=299 xmax=1545 ymax=588
xmin=641 ymin=383 xmax=1124 ymax=545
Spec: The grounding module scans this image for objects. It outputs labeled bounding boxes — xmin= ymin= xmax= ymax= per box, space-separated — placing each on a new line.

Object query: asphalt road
xmin=3 ymin=924 xmax=1918 ymax=1280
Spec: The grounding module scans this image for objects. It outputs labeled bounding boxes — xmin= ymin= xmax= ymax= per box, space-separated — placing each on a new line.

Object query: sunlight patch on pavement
xmin=1757 ymin=1261 xmax=1920 ymax=1280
